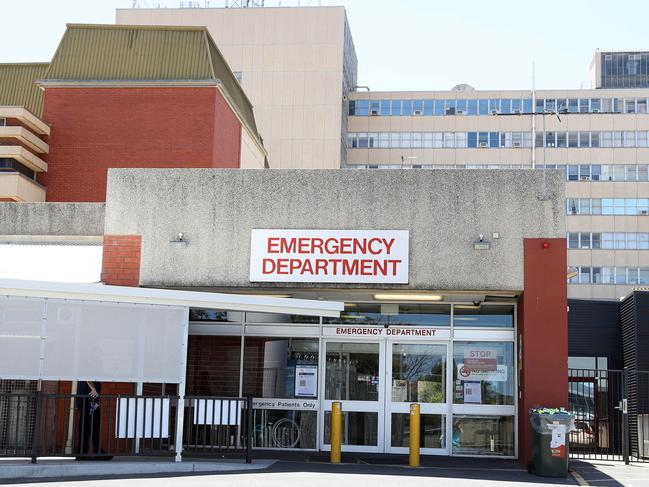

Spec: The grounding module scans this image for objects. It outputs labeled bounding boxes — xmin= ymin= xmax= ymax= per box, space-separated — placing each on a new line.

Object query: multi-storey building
xmin=116 ymin=5 xmax=357 ymax=169
xmin=0 ymin=64 xmax=50 ymax=202
xmin=345 ymin=80 xmax=649 ymax=301
xmin=116 ymin=4 xmax=649 ymax=300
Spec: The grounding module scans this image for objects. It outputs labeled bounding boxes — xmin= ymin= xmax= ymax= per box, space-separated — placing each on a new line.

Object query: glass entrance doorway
xmin=320 ymin=340 xmax=449 ymax=454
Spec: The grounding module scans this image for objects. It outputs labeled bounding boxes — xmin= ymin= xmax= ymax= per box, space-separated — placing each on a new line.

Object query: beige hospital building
xmin=17 ymin=5 xmax=643 ymax=301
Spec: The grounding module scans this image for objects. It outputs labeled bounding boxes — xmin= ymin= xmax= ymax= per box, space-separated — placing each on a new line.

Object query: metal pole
xmin=330 ymin=402 xmax=342 ymax=463
xmin=409 ymin=403 xmax=420 ymax=467
xmin=30 ymin=391 xmax=42 ymax=464
xmin=245 ymin=396 xmax=253 ymax=464
xmin=531 ymin=61 xmax=536 ymax=168
xmin=622 ymin=368 xmax=630 ymax=464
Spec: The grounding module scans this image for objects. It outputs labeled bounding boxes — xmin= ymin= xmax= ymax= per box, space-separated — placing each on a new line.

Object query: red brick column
xmin=518 ymin=238 xmax=568 ymax=465
xmin=100 ymin=235 xmax=142 ymax=286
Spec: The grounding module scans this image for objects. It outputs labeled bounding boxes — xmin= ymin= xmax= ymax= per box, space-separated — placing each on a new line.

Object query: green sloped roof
xmin=0 ymin=63 xmax=49 ymax=117
xmin=44 ymin=24 xmax=261 ymax=148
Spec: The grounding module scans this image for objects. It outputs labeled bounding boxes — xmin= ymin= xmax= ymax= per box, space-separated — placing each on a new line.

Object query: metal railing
xmin=0 ymin=392 xmax=253 ymax=463
xmin=182 ymin=396 xmax=252 ymax=462
xmin=568 ymin=368 xmax=649 ymax=463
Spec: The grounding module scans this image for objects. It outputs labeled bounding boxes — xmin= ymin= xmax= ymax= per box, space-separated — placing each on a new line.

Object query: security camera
xmin=473 ymin=300 xmax=482 ymax=307
xmin=384 ymin=323 xmax=390 ymax=329
xmin=478 ymin=234 xmax=484 ymax=242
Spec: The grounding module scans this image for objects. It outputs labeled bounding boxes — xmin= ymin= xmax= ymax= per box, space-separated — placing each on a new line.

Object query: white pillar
xmin=174 ymin=307 xmax=190 ymax=462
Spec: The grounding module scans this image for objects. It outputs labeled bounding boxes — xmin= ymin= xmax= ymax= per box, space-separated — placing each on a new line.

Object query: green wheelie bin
xmin=528 ymin=408 xmax=575 ymax=477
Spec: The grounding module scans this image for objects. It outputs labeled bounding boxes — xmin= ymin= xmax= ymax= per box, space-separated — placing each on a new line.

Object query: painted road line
xmin=570 ymin=469 xmax=589 ymax=486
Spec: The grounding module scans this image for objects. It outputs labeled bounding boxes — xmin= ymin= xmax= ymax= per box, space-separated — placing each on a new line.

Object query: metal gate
xmin=569 ymin=368 xmax=649 ymax=463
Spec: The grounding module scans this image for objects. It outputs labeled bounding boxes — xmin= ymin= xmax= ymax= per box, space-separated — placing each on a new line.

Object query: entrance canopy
xmin=0 ymin=279 xmax=343 ymax=384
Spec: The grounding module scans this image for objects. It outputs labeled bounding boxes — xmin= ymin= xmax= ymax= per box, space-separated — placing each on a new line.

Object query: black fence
xmin=0 ymin=393 xmax=252 ymax=463
xmin=569 ymin=368 xmax=649 ymax=463
xmin=182 ymin=396 xmax=252 ymax=461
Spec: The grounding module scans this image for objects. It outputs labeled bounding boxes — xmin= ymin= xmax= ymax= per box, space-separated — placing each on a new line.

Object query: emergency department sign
xmin=249 ymin=229 xmax=409 ymax=283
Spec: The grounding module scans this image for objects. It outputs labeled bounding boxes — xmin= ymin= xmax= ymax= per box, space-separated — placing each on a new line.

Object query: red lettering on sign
xmin=267 ymin=238 xmax=280 ymax=253
xmin=262 ymin=258 xmax=276 ymax=274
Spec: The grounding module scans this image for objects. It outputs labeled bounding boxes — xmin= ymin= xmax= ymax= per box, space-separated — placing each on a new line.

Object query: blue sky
xmin=1 ymin=0 xmax=647 ymax=90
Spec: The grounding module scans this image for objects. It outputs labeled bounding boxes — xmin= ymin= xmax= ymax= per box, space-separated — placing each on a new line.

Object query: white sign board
xmin=323 ymin=326 xmax=450 ymax=339
xmin=249 ymin=229 xmax=409 ymax=283
xmin=193 ymin=399 xmax=241 ymax=426
xmin=116 ymin=398 xmax=170 ymax=438
xmin=295 ymin=365 xmax=318 ymax=397
xmin=252 ymin=398 xmax=318 ymax=410
xmin=457 ymin=363 xmax=508 ymax=382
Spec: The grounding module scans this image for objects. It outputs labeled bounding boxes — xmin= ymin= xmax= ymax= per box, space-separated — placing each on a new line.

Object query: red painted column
xmin=518 ymin=238 xmax=568 ymax=465
xmin=100 ymin=235 xmax=142 ymax=286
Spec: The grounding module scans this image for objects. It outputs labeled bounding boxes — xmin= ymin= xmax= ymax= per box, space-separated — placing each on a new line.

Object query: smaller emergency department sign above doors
xmin=249 ymin=229 xmax=409 ymax=283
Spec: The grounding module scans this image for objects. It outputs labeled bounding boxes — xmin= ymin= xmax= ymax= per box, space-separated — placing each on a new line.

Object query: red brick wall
xmin=40 ymin=86 xmax=242 ymax=202
xmin=101 ymin=235 xmax=142 ymax=286
xmin=518 ymin=238 xmax=568 ymax=465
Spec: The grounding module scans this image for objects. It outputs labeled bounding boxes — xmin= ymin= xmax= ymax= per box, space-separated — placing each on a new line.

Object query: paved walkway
xmin=0 ymin=457 xmax=275 ymax=482
xmin=5 ymin=454 xmax=649 ymax=485
xmin=570 ymin=459 xmax=649 ymax=486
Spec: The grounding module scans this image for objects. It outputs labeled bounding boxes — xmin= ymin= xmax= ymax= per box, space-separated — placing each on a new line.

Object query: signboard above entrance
xmin=249 ymin=229 xmax=409 ymax=283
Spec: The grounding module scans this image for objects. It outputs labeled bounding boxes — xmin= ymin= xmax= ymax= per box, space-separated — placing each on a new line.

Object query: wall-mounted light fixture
xmin=169 ymin=232 xmax=188 ymax=249
xmin=473 ymin=233 xmax=491 ymax=250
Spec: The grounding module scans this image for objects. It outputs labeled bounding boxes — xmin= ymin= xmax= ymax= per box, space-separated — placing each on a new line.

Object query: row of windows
xmin=352 ymin=164 xmax=530 ymax=170
xmin=567 ymin=232 xmax=649 ymax=250
xmin=569 ymin=266 xmax=649 ymax=285
xmin=349 ymin=163 xmax=649 ymax=183
xmin=565 ymin=164 xmax=649 ymax=182
xmin=601 ymin=53 xmax=649 ymax=89
xmin=0 ymin=158 xmax=35 ymax=180
xmin=567 ymin=198 xmax=649 ymax=215
xmin=349 ymin=97 xmax=649 ymax=116
xmin=348 ymin=131 xmax=649 ymax=149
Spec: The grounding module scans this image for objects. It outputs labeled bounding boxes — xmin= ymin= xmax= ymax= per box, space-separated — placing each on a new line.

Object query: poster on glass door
xmin=295 ymin=365 xmax=318 ymax=397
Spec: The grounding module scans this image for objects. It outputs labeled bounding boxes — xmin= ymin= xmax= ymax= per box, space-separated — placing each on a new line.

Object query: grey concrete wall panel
xmin=104 ymin=168 xmax=565 ymax=291
xmin=0 ymin=202 xmax=105 ymax=236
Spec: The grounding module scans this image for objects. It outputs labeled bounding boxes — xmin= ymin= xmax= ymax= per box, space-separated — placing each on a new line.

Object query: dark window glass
xmin=489 ymin=132 xmax=499 ymax=148
xmin=423 ymin=100 xmax=434 ymax=116
xmin=356 ymin=99 xmax=369 ymax=116
xmin=402 ymin=100 xmax=413 ymax=115
xmin=451 ymin=415 xmax=514 ymax=456
xmin=190 ymin=308 xmax=242 ymax=322
xmin=467 ymin=132 xmax=478 ymax=147
xmin=244 ymin=337 xmax=319 ymax=398
xmin=323 ymin=303 xmax=450 ymax=326
xmin=478 ymin=99 xmax=489 ymax=115
xmin=453 ymin=304 xmax=514 ymax=328
xmin=0 ymin=159 xmax=35 ymax=179
xmin=434 ymin=100 xmax=445 ymax=115
xmin=523 ymin=98 xmax=533 ymax=113
xmin=467 ymin=99 xmax=478 ymax=115
xmin=186 ymin=336 xmax=241 ymax=396
xmin=380 ymin=100 xmax=391 ymax=116
xmin=391 ymin=100 xmax=402 ymax=116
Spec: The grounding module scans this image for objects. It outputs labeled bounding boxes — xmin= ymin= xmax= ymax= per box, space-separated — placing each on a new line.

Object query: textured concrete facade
xmin=0 ymin=202 xmax=104 ymax=236
xmin=103 ymin=168 xmax=564 ymax=290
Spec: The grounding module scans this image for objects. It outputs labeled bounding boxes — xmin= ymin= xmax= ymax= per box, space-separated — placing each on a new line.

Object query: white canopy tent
xmin=0 ymin=279 xmax=343 ymax=460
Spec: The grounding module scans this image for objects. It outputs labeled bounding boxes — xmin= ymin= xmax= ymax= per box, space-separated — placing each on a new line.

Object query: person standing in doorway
xmin=76 ymin=381 xmax=111 ymax=460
